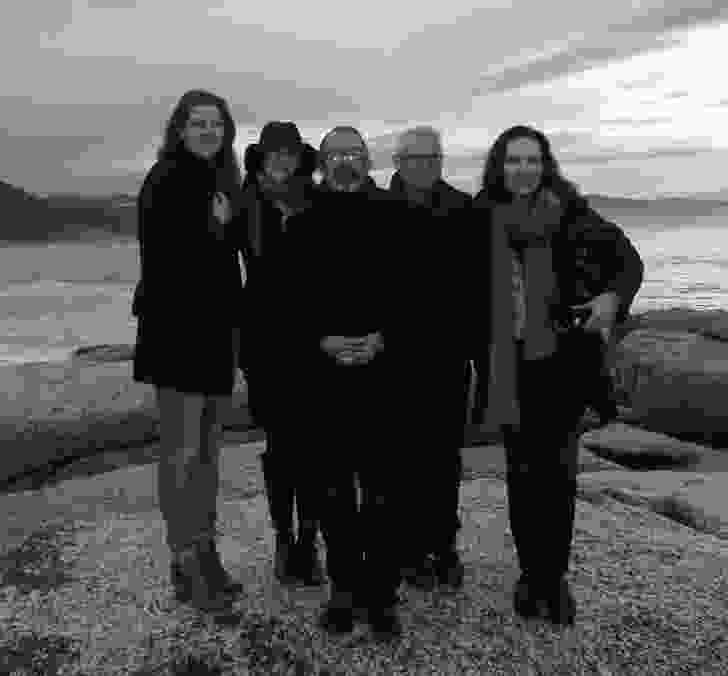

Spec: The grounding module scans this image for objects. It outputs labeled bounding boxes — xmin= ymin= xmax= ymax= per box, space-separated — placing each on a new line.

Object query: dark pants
xmin=261 ymin=426 xmax=319 ymax=540
xmin=407 ymin=359 xmax=471 ymax=560
xmin=313 ymin=358 xmax=405 ymax=610
xmin=503 ymin=340 xmax=586 ymax=585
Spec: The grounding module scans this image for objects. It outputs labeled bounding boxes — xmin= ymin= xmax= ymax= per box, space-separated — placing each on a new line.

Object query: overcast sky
xmin=3 ymin=0 xmax=728 ymax=197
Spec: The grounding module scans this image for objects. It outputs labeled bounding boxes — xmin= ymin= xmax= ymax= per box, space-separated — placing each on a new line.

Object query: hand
xmin=212 ymin=192 xmax=232 ymax=225
xmin=572 ymin=292 xmax=620 ymax=335
xmin=321 ymin=336 xmax=367 ymax=364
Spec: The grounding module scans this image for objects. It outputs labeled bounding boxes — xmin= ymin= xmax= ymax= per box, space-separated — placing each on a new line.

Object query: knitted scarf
xmin=488 ymin=189 xmax=564 ymax=427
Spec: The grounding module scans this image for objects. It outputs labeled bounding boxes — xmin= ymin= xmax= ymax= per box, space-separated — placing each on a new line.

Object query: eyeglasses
xmin=323 ymin=150 xmax=367 ymax=162
xmin=396 ymin=154 xmax=442 ymax=164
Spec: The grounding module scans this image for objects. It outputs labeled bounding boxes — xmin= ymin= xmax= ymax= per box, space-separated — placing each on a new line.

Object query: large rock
xmin=580 ymin=423 xmax=708 ymax=468
xmin=611 ymin=329 xmax=728 ymax=445
xmin=578 ymin=470 xmax=728 ymax=540
xmin=0 ymin=360 xmax=253 ymax=484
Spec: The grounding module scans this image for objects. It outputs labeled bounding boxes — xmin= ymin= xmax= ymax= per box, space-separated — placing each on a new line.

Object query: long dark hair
xmin=479 ymin=125 xmax=580 ymax=204
xmin=157 ymin=89 xmax=242 ymax=189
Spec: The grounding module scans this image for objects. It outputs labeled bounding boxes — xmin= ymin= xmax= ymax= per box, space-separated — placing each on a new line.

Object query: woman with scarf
xmin=237 ymin=122 xmax=325 ymax=586
xmin=473 ymin=125 xmax=643 ymax=626
xmin=131 ymin=89 xmax=246 ymax=612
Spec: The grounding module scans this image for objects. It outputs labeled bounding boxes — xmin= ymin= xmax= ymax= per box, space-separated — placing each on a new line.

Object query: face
xmin=394 ymin=133 xmax=443 ymax=190
xmin=503 ymin=136 xmax=544 ymax=197
xmin=260 ymin=149 xmax=301 ymax=184
xmin=321 ymin=130 xmax=369 ymax=191
xmin=179 ymin=104 xmax=225 ymax=159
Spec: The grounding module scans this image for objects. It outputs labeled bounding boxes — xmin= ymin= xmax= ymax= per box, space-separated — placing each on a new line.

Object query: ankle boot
xmin=274 ymin=531 xmax=296 ymax=583
xmin=369 ymin=604 xmax=403 ymax=641
xmin=513 ymin=573 xmax=549 ymax=620
xmin=319 ymin=589 xmax=355 ymax=635
xmin=197 ymin=538 xmax=244 ymax=597
xmin=172 ymin=547 xmax=232 ymax=612
xmin=434 ymin=546 xmax=465 ymax=590
xmin=292 ymin=535 xmax=326 ymax=586
xmin=544 ymin=577 xmax=576 ymax=626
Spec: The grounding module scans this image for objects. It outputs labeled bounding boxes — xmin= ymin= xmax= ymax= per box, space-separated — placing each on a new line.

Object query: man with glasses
xmin=284 ymin=126 xmax=409 ymax=640
xmin=388 ymin=126 xmax=476 ymax=592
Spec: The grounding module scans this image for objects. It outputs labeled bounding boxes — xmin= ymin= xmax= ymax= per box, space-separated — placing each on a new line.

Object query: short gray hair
xmin=394 ymin=126 xmax=443 ymax=157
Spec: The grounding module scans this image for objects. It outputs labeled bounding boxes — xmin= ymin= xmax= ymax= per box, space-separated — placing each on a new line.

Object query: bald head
xmin=393 ymin=126 xmax=443 ymax=190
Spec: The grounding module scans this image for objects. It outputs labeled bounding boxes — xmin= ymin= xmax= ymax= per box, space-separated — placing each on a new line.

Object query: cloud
xmin=617 ymin=72 xmax=665 ymax=90
xmin=564 ymin=145 xmax=716 ymax=166
xmin=618 ymin=0 xmax=728 ymax=35
xmin=664 ymin=90 xmax=689 ymax=99
xmin=600 ymin=116 xmax=674 ymax=126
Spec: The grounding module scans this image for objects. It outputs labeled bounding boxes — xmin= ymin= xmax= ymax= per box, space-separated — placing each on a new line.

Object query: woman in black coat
xmin=237 ymin=122 xmax=325 ymax=586
xmin=131 ymin=89 xmax=246 ymax=612
xmin=472 ymin=125 xmax=643 ymax=626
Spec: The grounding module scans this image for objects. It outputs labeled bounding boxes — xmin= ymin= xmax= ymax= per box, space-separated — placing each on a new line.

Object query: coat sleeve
xmin=574 ymin=207 xmax=644 ymax=322
xmin=135 ymin=162 xmax=207 ymax=319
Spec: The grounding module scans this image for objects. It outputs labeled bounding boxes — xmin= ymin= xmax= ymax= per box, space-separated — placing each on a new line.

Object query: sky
xmin=2 ymin=0 xmax=728 ymax=197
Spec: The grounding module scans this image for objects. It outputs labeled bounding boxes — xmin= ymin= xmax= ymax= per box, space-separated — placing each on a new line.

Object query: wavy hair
xmin=157 ymin=89 xmax=241 ymax=189
xmin=479 ymin=125 xmax=580 ymax=204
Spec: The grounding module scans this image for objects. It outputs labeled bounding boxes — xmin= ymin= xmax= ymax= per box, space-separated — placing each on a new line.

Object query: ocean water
xmin=1 ymin=208 xmax=727 ymax=365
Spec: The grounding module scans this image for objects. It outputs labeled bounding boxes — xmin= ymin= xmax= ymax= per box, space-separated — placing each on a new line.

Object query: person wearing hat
xmin=236 ymin=121 xmax=325 ymax=586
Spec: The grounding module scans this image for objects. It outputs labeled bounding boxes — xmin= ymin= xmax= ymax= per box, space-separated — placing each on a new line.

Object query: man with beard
xmin=237 ymin=121 xmax=325 ymax=587
xmin=284 ymin=126 xmax=409 ymax=640
xmin=388 ymin=126 xmax=476 ymax=592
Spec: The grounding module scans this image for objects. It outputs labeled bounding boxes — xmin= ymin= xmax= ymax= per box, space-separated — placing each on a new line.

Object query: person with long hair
xmin=131 ymin=89 xmax=246 ymax=612
xmin=237 ymin=122 xmax=325 ymax=586
xmin=473 ymin=125 xmax=643 ymax=626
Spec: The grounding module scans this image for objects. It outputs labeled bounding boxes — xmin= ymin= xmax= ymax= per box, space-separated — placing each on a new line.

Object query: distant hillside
xmin=0 ymin=181 xmax=136 ymax=243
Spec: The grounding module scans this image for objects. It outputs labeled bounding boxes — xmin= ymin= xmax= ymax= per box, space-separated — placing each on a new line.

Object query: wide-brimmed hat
xmin=257 ymin=121 xmax=304 ymax=154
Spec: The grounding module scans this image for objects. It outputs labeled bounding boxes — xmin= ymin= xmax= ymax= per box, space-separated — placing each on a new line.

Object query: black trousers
xmin=313 ymin=359 xmax=405 ymax=609
xmin=406 ymin=359 xmax=471 ymax=560
xmin=503 ymin=340 xmax=586 ymax=585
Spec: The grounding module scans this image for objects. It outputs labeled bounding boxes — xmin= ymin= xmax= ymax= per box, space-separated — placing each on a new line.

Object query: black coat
xmin=470 ymin=190 xmax=644 ymax=422
xmin=388 ymin=173 xmax=477 ymax=443
xmin=131 ymin=150 xmax=246 ymax=395
xmin=234 ymin=179 xmax=316 ymax=427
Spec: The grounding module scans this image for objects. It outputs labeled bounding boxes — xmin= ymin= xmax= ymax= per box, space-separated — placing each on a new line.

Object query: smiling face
xmin=503 ymin=136 xmax=544 ymax=198
xmin=179 ymin=104 xmax=225 ymax=159
xmin=320 ymin=129 xmax=369 ymax=192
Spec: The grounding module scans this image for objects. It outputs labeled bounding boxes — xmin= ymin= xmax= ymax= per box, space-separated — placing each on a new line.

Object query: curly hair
xmin=479 ymin=125 xmax=581 ymax=204
xmin=157 ymin=89 xmax=241 ymax=188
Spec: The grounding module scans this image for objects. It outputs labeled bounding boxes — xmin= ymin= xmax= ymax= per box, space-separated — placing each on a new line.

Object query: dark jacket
xmin=285 ymin=178 xmax=407 ymax=371
xmin=388 ymin=172 xmax=476 ymax=350
xmin=471 ymin=190 xmax=644 ymax=422
xmin=131 ymin=149 xmax=246 ymax=395
xmin=235 ymin=169 xmax=317 ymax=425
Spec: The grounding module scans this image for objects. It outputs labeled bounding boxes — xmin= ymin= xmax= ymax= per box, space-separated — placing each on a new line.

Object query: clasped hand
xmin=320 ymin=333 xmax=383 ymax=365
xmin=571 ymin=291 xmax=620 ymax=340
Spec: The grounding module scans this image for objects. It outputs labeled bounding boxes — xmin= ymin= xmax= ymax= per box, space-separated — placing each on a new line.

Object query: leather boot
xmin=171 ymin=546 xmax=232 ymax=613
xmin=273 ymin=531 xmax=296 ymax=584
xmin=319 ymin=589 xmax=355 ymax=635
xmin=434 ymin=544 xmax=465 ymax=590
xmin=197 ymin=538 xmax=244 ymax=597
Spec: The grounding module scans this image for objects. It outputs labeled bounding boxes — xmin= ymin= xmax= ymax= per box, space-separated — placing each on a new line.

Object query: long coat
xmin=131 ymin=150 xmax=246 ymax=396
xmin=387 ymin=173 xmax=479 ymax=446
xmin=470 ymin=191 xmax=644 ymax=421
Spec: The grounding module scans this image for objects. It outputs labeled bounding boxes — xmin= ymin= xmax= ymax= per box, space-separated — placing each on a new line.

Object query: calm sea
xmin=1 ymin=205 xmax=727 ymax=365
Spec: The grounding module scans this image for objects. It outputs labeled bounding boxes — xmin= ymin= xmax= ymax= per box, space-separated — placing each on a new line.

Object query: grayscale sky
xmin=3 ymin=0 xmax=727 ymax=197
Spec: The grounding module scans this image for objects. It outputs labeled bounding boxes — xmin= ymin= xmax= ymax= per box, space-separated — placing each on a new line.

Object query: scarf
xmin=244 ymin=175 xmax=313 ymax=257
xmin=488 ymin=189 xmax=564 ymax=426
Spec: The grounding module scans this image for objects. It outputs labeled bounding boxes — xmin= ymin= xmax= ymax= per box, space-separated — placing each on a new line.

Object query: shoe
xmin=434 ymin=549 xmax=465 ymax=589
xmin=512 ymin=574 xmax=549 ymax=620
xmin=369 ymin=605 xmax=403 ymax=641
xmin=291 ymin=538 xmax=326 ymax=586
xmin=274 ymin=532 xmax=296 ymax=583
xmin=544 ymin=577 xmax=576 ymax=626
xmin=171 ymin=548 xmax=233 ymax=613
xmin=318 ymin=591 xmax=355 ymax=635
xmin=401 ymin=555 xmax=437 ymax=591
xmin=197 ymin=539 xmax=244 ymax=597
